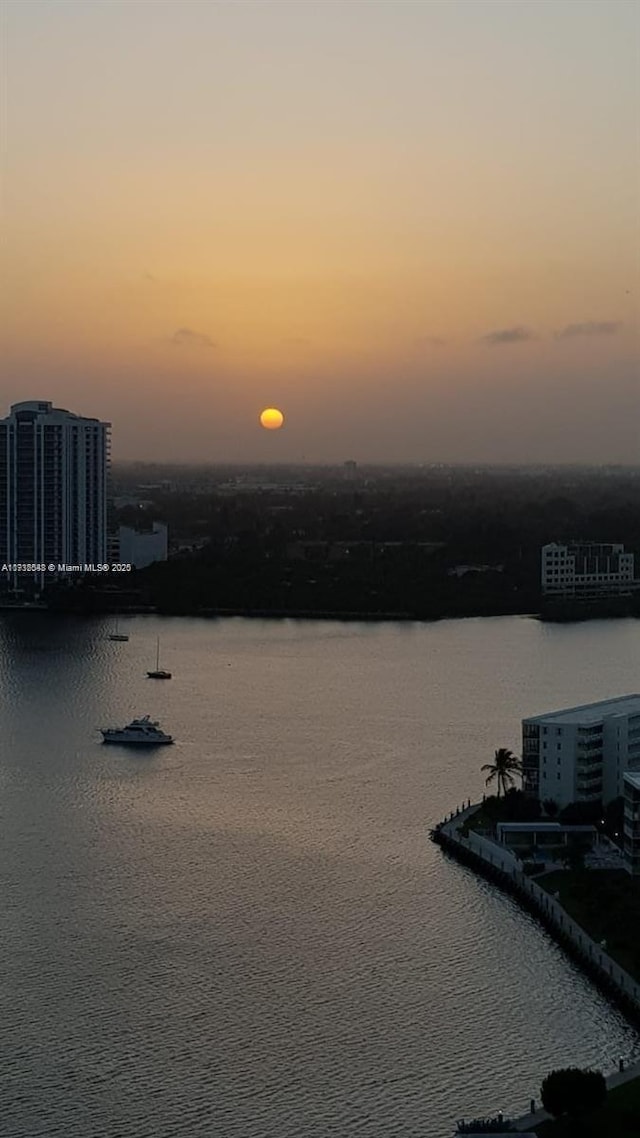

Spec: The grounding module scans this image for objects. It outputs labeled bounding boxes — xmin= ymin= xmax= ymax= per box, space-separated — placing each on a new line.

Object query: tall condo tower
xmin=0 ymin=400 xmax=110 ymax=582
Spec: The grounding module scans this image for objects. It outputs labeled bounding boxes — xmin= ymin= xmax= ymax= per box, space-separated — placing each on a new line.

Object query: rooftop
xmin=496 ymin=822 xmax=596 ymax=833
xmin=624 ymin=772 xmax=640 ymax=791
xmin=524 ymin=694 xmax=640 ymax=726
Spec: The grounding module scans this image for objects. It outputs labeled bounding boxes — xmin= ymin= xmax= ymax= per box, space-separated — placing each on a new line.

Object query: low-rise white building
xmin=522 ymin=694 xmax=640 ymax=808
xmin=496 ymin=821 xmax=597 ymax=852
xmin=541 ymin=542 xmax=635 ymax=597
xmin=117 ymin=523 xmax=168 ymax=569
xmin=623 ymin=771 xmax=640 ymax=876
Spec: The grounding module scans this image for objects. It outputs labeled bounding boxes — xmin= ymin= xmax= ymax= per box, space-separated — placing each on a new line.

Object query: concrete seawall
xmin=430 ymin=804 xmax=640 ymax=1027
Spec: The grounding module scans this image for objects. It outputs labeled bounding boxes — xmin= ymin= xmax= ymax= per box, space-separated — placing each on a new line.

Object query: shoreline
xmin=432 ymin=804 xmax=640 ymax=1133
xmin=430 ymin=806 xmax=640 ymax=1027
xmin=6 ymin=602 xmax=631 ymax=624
xmin=0 ymin=603 xmax=534 ymax=621
xmin=3 ymin=593 xmax=639 ymax=622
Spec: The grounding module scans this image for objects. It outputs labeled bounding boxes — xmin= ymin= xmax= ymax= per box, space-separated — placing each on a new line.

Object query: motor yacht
xmin=101 ymin=716 xmax=173 ymax=746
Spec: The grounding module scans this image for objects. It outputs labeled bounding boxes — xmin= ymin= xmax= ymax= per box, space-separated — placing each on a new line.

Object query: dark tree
xmin=481 ymin=748 xmax=522 ymax=797
xmin=540 ymin=1068 xmax=607 ymax=1120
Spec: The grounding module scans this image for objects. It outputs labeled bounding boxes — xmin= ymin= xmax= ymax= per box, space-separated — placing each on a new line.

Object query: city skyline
xmin=2 ymin=0 xmax=639 ymax=463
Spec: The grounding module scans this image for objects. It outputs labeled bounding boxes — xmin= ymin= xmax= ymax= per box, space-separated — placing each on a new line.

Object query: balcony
xmin=577 ymin=776 xmax=603 ymax=791
xmin=577 ymin=768 xmax=602 ymax=781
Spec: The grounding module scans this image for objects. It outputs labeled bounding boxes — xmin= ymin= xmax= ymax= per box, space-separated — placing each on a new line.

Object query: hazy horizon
xmin=109 ymin=458 xmax=640 ymax=472
xmin=3 ymin=0 xmax=639 ymax=464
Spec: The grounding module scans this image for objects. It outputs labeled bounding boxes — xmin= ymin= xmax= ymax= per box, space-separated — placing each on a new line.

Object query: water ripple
xmin=0 ymin=615 xmax=639 ymax=1137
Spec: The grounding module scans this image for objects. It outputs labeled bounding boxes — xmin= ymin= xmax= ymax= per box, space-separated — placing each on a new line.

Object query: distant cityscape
xmin=1 ymin=399 xmax=639 ymax=626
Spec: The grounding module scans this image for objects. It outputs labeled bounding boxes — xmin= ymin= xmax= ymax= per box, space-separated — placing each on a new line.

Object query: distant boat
xmin=101 ymin=715 xmax=173 ymax=746
xmin=147 ymin=637 xmax=171 ymax=679
xmin=109 ymin=618 xmax=128 ymax=642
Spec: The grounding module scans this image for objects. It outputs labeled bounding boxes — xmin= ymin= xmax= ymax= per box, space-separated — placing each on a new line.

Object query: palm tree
xmin=481 ymin=748 xmax=523 ymax=797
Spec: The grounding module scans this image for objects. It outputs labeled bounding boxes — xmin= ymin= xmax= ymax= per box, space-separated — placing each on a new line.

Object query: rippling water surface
xmin=1 ymin=614 xmax=639 ymax=1137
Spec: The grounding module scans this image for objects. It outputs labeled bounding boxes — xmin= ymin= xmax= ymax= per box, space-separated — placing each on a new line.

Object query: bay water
xmin=1 ymin=614 xmax=639 ymax=1137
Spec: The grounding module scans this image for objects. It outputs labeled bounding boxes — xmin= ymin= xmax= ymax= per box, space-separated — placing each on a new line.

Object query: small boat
xmin=101 ymin=715 xmax=173 ymax=746
xmin=109 ymin=617 xmax=129 ymax=642
xmin=147 ymin=637 xmax=171 ymax=679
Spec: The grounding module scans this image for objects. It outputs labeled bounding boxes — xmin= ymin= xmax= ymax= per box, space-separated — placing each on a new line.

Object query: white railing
xmin=438 ymin=807 xmax=640 ymax=1014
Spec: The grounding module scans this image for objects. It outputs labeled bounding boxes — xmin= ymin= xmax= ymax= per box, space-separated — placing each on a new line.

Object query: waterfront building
xmin=0 ymin=400 xmax=110 ymax=586
xmin=496 ymin=821 xmax=597 ymax=853
xmin=623 ymin=771 xmax=640 ymax=876
xmin=522 ymin=694 xmax=640 ymax=808
xmin=117 ymin=522 xmax=168 ymax=569
xmin=541 ymin=541 xmax=635 ymax=598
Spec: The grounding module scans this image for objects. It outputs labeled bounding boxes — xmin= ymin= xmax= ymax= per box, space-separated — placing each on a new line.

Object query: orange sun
xmin=259 ymin=407 xmax=284 ymax=430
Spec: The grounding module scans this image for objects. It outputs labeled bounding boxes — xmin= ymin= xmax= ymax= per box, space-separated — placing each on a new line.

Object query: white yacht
xmin=108 ymin=618 xmax=129 ymax=642
xmin=101 ymin=716 xmax=173 ymax=746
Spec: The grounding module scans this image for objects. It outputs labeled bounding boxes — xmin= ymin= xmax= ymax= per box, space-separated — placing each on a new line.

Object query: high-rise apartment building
xmin=0 ymin=400 xmax=110 ymax=583
xmin=522 ymin=694 xmax=640 ymax=808
xmin=541 ymin=542 xmax=635 ymax=598
xmin=623 ymin=771 xmax=640 ymax=876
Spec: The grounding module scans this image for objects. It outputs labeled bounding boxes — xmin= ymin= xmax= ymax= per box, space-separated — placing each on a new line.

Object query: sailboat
xmin=147 ymin=637 xmax=171 ymax=679
xmin=109 ymin=617 xmax=129 ymax=642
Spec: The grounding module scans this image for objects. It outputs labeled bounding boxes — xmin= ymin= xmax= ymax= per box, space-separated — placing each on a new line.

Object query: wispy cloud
xmin=481 ymin=326 xmax=536 ymax=346
xmin=170 ymin=327 xmax=215 ymax=348
xmin=556 ymin=320 xmax=622 ymax=339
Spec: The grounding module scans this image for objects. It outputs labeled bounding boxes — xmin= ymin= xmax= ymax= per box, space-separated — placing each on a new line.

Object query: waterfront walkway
xmin=510 ymin=1057 xmax=640 ymax=1131
xmin=434 ymin=802 xmax=640 ymax=1020
xmin=432 ymin=802 xmax=640 ymax=1133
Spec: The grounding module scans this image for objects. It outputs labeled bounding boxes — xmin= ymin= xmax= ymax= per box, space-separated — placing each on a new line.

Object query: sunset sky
xmin=3 ymin=0 xmax=639 ymax=463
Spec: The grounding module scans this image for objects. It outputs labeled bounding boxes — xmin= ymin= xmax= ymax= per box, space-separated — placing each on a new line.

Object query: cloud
xmin=481 ymin=326 xmax=536 ymax=346
xmin=556 ymin=320 xmax=622 ymax=339
xmin=170 ymin=327 xmax=215 ymax=348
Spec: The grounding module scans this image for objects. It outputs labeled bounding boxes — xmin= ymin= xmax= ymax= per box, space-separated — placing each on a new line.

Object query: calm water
xmin=1 ymin=614 xmax=639 ymax=1138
